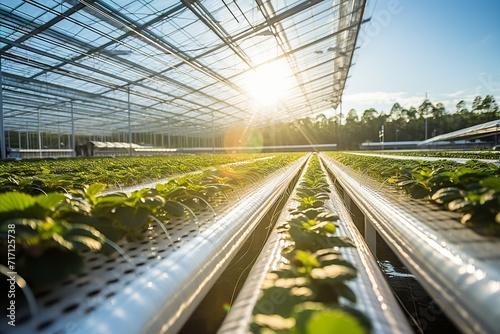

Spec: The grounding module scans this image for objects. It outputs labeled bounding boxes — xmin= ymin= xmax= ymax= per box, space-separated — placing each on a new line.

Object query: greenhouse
xmin=2 ymin=1 xmax=500 ymax=334
xmin=1 ymin=0 xmax=365 ymax=158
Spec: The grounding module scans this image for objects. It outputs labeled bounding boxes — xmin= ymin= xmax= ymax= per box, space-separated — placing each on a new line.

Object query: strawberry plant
xmin=0 ymin=153 xmax=280 ymax=194
xmin=0 ymin=192 xmax=107 ymax=288
xmin=250 ymin=154 xmax=371 ymax=334
xmin=328 ymin=152 xmax=500 ymax=236
xmin=0 ymin=153 xmax=304 ymax=290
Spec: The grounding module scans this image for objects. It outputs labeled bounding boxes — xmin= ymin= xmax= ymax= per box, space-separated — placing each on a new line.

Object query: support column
xmin=38 ymin=108 xmax=42 ymax=158
xmin=128 ymin=87 xmax=132 ymax=156
xmin=0 ymin=57 xmax=5 ymax=159
xmin=167 ymin=119 xmax=171 ymax=148
xmin=211 ymin=112 xmax=215 ymax=153
xmin=71 ymin=101 xmax=75 ymax=156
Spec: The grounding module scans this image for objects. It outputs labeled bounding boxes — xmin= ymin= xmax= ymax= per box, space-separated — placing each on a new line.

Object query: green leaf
xmin=0 ymin=192 xmax=66 ymax=222
xmin=164 ymin=200 xmax=186 ymax=217
xmin=111 ymin=206 xmax=151 ymax=230
xmin=310 ymin=265 xmax=357 ymax=283
xmin=293 ymin=250 xmax=320 ymax=273
xmin=309 ymin=221 xmax=337 ymax=235
xmin=86 ymin=183 xmax=106 ymax=199
xmin=408 ymin=183 xmax=431 ymax=199
xmin=69 ymin=214 xmax=125 ymax=243
xmin=292 ymin=302 xmax=325 ymax=334
xmin=251 ymin=314 xmax=295 ymax=333
xmin=253 ymin=286 xmax=311 ymax=318
xmin=63 ymin=223 xmax=106 ymax=251
xmin=17 ymin=248 xmax=84 ymax=288
xmin=139 ymin=195 xmax=166 ymax=209
xmin=447 ymin=198 xmax=472 ymax=212
xmin=322 ymin=222 xmax=336 ymax=234
xmin=480 ymin=177 xmax=500 ymax=191
xmin=95 ymin=193 xmax=129 ymax=207
xmin=0 ymin=192 xmax=36 ymax=214
xmin=296 ymin=208 xmax=323 ymax=220
xmin=315 ymin=212 xmax=339 ymax=222
xmin=304 ymin=309 xmax=367 ymax=334
xmin=316 ymin=252 xmax=357 ymax=271
xmin=431 ymin=187 xmax=464 ymax=204
xmin=64 ymin=235 xmax=103 ymax=252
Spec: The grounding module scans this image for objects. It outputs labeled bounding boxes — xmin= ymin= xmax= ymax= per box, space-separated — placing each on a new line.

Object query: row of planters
xmin=327 ymin=152 xmax=500 ymax=236
xmin=249 ymin=154 xmax=372 ymax=334
xmin=0 ymin=153 xmax=273 ymax=194
xmin=368 ymin=150 xmax=500 ymax=161
xmin=0 ymin=153 xmax=303 ymax=292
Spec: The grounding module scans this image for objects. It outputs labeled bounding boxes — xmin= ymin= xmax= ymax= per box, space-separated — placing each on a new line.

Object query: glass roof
xmin=1 ymin=0 xmax=366 ymax=137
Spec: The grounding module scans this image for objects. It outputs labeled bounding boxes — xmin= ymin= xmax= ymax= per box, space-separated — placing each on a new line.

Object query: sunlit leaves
xmin=251 ymin=154 xmax=369 ymax=333
xmin=329 ymin=152 xmax=500 ymax=236
xmin=0 ymin=153 xmax=305 ymax=290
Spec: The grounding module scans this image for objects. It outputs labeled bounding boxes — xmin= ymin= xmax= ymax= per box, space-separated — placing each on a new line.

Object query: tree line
xmin=259 ymin=95 xmax=499 ymax=150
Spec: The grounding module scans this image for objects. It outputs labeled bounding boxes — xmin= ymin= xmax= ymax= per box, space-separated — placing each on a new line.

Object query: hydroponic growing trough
xmin=1 ymin=155 xmax=307 ymax=334
xmin=320 ymin=153 xmax=500 ymax=334
xmin=218 ymin=154 xmax=412 ymax=334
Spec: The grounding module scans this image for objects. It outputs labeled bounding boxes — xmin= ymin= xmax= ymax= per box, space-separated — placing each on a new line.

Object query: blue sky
xmin=338 ymin=0 xmax=500 ymax=116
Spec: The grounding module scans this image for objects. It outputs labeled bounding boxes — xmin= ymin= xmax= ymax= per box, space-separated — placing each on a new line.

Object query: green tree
xmin=456 ymin=100 xmax=469 ymax=114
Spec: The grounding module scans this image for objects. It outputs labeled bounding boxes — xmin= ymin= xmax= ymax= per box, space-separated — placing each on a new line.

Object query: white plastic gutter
xmin=321 ymin=153 xmax=500 ymax=334
xmin=38 ymin=156 xmax=307 ymax=334
xmin=218 ymin=155 xmax=411 ymax=334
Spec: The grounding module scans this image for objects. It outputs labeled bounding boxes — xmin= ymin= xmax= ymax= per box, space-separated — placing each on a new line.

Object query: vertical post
xmin=18 ymin=131 xmax=21 ymax=149
xmin=211 ymin=112 xmax=215 ymax=153
xmin=71 ymin=100 xmax=75 ymax=156
xmin=338 ymin=99 xmax=343 ymax=150
xmin=128 ymin=86 xmax=132 ymax=156
xmin=57 ymin=125 xmax=61 ymax=149
xmin=167 ymin=119 xmax=171 ymax=148
xmin=38 ymin=108 xmax=42 ymax=158
xmin=0 ymin=57 xmax=5 ymax=159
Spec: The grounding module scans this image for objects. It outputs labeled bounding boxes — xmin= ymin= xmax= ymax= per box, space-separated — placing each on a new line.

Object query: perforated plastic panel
xmin=3 ymin=157 xmax=306 ymax=334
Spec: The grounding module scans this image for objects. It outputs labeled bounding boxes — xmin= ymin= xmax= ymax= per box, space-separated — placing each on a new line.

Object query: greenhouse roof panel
xmin=1 ymin=0 xmax=366 ymax=137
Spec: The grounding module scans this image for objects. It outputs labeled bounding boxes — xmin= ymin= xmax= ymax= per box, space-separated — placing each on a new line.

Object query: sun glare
xmin=245 ymin=61 xmax=293 ymax=106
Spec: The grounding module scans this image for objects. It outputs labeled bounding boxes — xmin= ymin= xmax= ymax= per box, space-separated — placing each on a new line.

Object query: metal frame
xmin=1 ymin=0 xmax=366 ymax=153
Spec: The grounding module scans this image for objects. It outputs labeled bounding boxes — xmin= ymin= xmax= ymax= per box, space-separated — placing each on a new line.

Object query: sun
xmin=245 ymin=61 xmax=293 ymax=106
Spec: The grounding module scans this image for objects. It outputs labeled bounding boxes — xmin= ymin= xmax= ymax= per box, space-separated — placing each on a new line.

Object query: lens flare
xmin=224 ymin=127 xmax=263 ymax=153
xmin=223 ymin=302 xmax=231 ymax=312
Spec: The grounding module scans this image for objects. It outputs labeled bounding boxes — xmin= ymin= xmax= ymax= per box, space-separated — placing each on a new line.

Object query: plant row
xmin=365 ymin=150 xmax=500 ymax=161
xmin=250 ymin=154 xmax=371 ymax=334
xmin=0 ymin=153 xmax=273 ymax=194
xmin=0 ymin=154 xmax=303 ymax=291
xmin=327 ymin=152 xmax=500 ymax=236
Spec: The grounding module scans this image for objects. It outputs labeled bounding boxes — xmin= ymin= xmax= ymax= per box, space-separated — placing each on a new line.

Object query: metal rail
xmin=320 ymin=153 xmax=500 ymax=334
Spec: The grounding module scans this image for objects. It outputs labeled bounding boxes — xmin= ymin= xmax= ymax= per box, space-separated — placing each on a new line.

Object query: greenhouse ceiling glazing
xmin=0 ymin=0 xmax=366 ymax=137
